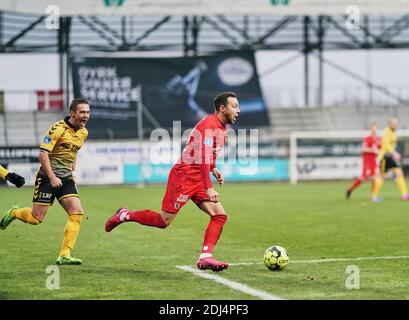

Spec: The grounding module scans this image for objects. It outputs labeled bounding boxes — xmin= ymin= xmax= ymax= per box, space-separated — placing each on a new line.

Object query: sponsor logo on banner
xmin=103 ymin=0 xmax=125 ymax=7
xmin=217 ymin=57 xmax=254 ymax=86
xmin=271 ymin=0 xmax=290 ymax=5
xmin=297 ymin=157 xmax=361 ymax=180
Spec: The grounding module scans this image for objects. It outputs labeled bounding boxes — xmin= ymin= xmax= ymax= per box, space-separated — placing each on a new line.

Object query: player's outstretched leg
xmin=346 ymin=178 xmax=362 ymax=199
xmin=105 ymin=208 xmax=128 ymax=232
xmin=2 ymin=206 xmax=43 ymax=228
xmin=0 ymin=205 xmax=19 ymax=230
xmin=105 ymin=207 xmax=168 ymax=232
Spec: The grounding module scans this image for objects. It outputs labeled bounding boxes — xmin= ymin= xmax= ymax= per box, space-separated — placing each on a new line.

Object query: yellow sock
xmin=59 ymin=213 xmax=83 ymax=257
xmin=0 ymin=165 xmax=9 ymax=180
xmin=372 ymin=177 xmax=383 ymax=198
xmin=11 ymin=207 xmax=42 ymax=225
xmin=396 ymin=176 xmax=408 ymax=196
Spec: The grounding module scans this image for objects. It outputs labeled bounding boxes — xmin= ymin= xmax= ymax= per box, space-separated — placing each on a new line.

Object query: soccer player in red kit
xmin=346 ymin=122 xmax=381 ymax=199
xmin=105 ymin=92 xmax=240 ymax=271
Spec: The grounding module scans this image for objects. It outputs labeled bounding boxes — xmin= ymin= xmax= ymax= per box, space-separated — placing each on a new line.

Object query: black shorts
xmin=380 ymin=153 xmax=400 ymax=174
xmin=32 ymin=172 xmax=79 ymax=206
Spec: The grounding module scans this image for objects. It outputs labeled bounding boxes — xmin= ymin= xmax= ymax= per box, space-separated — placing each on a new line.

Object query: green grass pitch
xmin=1 ymin=180 xmax=409 ymax=300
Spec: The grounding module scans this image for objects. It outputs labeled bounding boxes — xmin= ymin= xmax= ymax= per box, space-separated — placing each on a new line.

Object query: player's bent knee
xmin=159 ymin=211 xmax=176 ymax=228
xmin=68 ymin=213 xmax=84 ymax=224
xmin=159 ymin=217 xmax=171 ymax=228
xmin=31 ymin=215 xmax=43 ymax=225
xmin=158 ymin=222 xmax=169 ymax=229
xmin=31 ymin=212 xmax=45 ymax=224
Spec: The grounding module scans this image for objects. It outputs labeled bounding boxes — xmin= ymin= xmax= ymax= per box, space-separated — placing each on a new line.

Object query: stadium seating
xmin=35 ymin=111 xmax=64 ymax=140
xmin=269 ymin=105 xmax=409 ymax=135
xmin=0 ymin=105 xmax=409 ymax=146
xmin=4 ymin=112 xmax=38 ymax=145
xmin=0 ymin=111 xmax=63 ymax=146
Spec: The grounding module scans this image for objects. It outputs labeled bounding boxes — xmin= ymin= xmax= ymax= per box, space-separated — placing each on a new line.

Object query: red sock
xmin=201 ymin=215 xmax=227 ymax=254
xmin=126 ymin=209 xmax=168 ymax=229
xmin=348 ymin=178 xmax=362 ymax=192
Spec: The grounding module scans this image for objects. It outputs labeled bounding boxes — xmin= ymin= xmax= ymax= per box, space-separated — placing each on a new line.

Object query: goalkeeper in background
xmin=372 ymin=118 xmax=409 ymax=202
xmin=346 ymin=122 xmax=381 ymax=199
xmin=0 ymin=165 xmax=25 ymax=188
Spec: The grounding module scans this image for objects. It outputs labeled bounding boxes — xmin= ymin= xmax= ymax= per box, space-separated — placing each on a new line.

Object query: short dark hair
xmin=69 ymin=98 xmax=89 ymax=112
xmin=213 ymin=92 xmax=237 ymax=111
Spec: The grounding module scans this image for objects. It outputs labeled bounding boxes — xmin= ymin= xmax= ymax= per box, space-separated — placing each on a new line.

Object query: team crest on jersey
xmin=43 ymin=136 xmax=51 ymax=144
xmin=204 ymin=137 xmax=213 ymax=146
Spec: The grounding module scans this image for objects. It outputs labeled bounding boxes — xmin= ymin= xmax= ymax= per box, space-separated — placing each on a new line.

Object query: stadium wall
xmin=3 ymin=134 xmax=409 ymax=187
xmin=2 ymin=141 xmax=289 ymax=187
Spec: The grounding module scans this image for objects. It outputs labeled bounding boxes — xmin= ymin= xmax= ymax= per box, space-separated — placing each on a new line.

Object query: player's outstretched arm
xmin=5 ymin=172 xmax=25 ymax=188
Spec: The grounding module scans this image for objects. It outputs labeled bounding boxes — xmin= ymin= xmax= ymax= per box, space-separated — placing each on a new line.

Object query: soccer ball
xmin=263 ymin=245 xmax=289 ymax=271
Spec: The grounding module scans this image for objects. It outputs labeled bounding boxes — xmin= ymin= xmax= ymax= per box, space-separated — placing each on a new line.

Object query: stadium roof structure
xmin=2 ymin=4 xmax=409 ymax=108
xmin=2 ymin=12 xmax=409 ymax=54
xmin=1 ymin=0 xmax=409 ymax=17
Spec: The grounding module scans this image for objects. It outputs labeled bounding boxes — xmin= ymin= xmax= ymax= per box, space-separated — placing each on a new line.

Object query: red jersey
xmin=173 ymin=113 xmax=227 ymax=189
xmin=362 ymin=135 xmax=381 ymax=164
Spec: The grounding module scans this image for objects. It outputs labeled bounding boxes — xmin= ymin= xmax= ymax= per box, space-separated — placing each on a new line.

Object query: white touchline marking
xmin=229 ymin=255 xmax=409 ymax=266
xmin=176 ymin=265 xmax=283 ymax=300
xmin=176 ymin=255 xmax=409 ymax=300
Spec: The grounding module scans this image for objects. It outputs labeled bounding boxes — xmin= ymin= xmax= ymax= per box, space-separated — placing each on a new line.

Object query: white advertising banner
xmin=6 ymin=163 xmax=40 ymax=187
xmin=297 ymin=157 xmax=361 ymax=180
xmin=1 ymin=0 xmax=408 ymax=17
xmin=75 ymin=140 xmax=145 ymax=185
xmin=75 ymin=140 xmax=179 ymax=184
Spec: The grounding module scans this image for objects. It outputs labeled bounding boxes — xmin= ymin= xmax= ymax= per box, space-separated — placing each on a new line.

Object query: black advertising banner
xmin=0 ymin=146 xmax=39 ymax=163
xmin=0 ymin=146 xmax=39 ymax=186
xmin=71 ymin=51 xmax=269 ymax=139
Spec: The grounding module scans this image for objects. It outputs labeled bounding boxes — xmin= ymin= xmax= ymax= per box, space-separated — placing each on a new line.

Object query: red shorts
xmin=361 ymin=162 xmax=379 ymax=178
xmin=161 ymin=168 xmax=209 ymax=214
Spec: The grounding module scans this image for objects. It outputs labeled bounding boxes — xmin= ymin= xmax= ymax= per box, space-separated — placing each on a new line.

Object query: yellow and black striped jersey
xmin=39 ymin=117 xmax=88 ymax=178
xmin=379 ymin=127 xmax=397 ymax=159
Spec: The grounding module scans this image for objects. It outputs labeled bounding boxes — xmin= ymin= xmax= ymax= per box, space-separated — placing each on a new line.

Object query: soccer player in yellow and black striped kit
xmin=372 ymin=118 xmax=409 ymax=202
xmin=0 ymin=98 xmax=90 ymax=265
xmin=0 ymin=165 xmax=25 ymax=188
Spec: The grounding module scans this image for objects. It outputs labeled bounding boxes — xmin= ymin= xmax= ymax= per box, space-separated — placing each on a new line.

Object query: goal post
xmin=289 ymin=129 xmax=409 ymax=185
